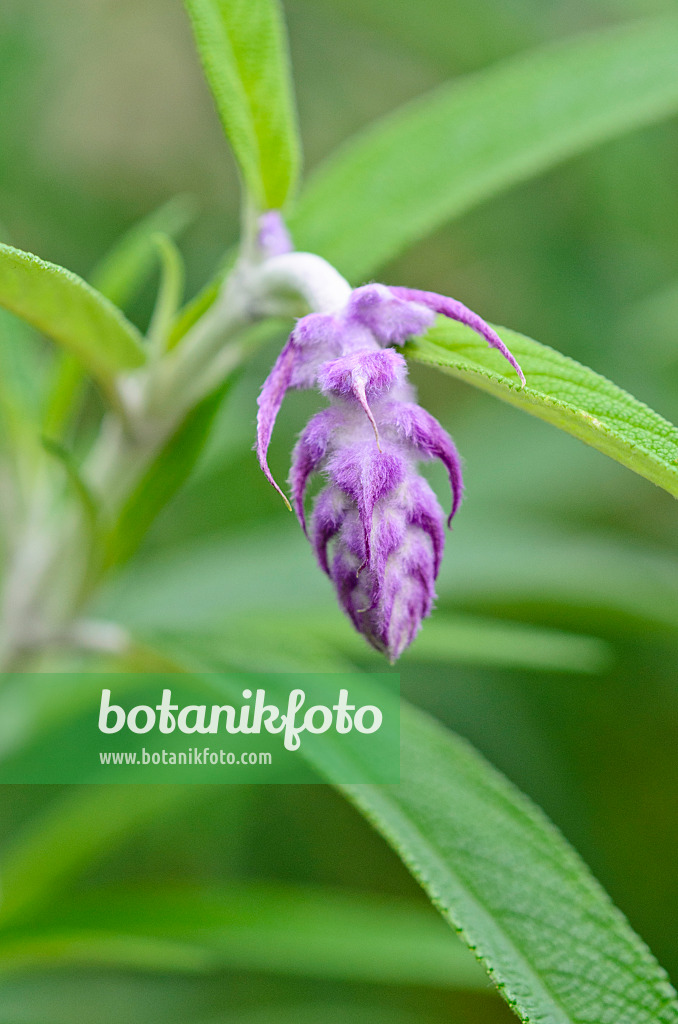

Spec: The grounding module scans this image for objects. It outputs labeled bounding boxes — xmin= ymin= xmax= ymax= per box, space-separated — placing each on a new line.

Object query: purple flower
xmin=257 ymin=282 xmax=523 ymax=661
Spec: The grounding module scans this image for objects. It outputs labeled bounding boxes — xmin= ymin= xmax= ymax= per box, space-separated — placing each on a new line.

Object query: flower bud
xmin=257 ymin=279 xmax=523 ymax=660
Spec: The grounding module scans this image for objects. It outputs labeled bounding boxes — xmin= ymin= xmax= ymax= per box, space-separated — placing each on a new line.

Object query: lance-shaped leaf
xmin=0 ymin=784 xmax=203 ymax=927
xmin=292 ymin=16 xmax=678 ymax=279
xmin=185 ymin=0 xmax=300 ymax=209
xmin=147 ymin=234 xmax=185 ymax=353
xmin=128 ymin=645 xmax=678 ymax=1023
xmin=43 ymin=196 xmax=194 ymax=436
xmin=406 ymin=319 xmax=678 ymax=499
xmin=0 ymin=243 xmax=145 ymax=386
xmin=102 ymin=377 xmax=235 ymax=571
xmin=0 ymin=882 xmax=487 ymax=988
xmin=333 ymin=703 xmax=678 ymax=1024
xmin=90 ymin=194 xmax=195 ymax=311
xmin=41 ymin=437 xmax=99 ymax=530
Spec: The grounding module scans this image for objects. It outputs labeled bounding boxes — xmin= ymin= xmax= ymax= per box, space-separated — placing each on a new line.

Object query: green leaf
xmin=103 ymin=379 xmax=235 ymax=570
xmin=0 ymin=931 xmax=211 ymax=976
xmin=0 ymin=882 xmax=487 ymax=989
xmin=373 ymin=614 xmax=611 ymax=674
xmin=90 ymin=195 xmax=195 ymax=310
xmin=225 ymin=1007 xmax=435 ymax=1024
xmin=41 ymin=437 xmax=99 ymax=530
xmin=0 ymin=310 xmax=45 ymax=417
xmin=42 ymin=197 xmax=194 ymax=438
xmin=99 ymin=520 xmax=678 ymax=643
xmin=292 ymin=16 xmax=678 ymax=279
xmin=145 ymin=644 xmax=678 ymax=1023
xmin=212 ymin=610 xmax=611 ymax=674
xmin=0 ymin=312 xmax=45 ymax=471
xmin=185 ymin=0 xmax=300 ymax=209
xmin=156 ymin=621 xmax=360 ymax=674
xmin=147 ymin=234 xmax=185 ymax=353
xmin=0 ymin=786 xmax=198 ymax=927
xmin=435 ymin=518 xmax=678 ymax=635
xmin=167 ymin=270 xmax=223 ymax=349
xmin=41 ymin=353 xmax=87 ymax=439
xmin=167 ymin=249 xmax=236 ymax=349
xmin=407 ymin=318 xmax=678 ymax=499
xmin=0 ymin=975 xmax=193 ymax=1024
xmin=0 ymin=243 xmax=145 ymax=387
xmin=334 ymin=704 xmax=678 ymax=1024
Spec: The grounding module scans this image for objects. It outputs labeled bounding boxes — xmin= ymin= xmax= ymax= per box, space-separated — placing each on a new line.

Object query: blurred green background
xmin=1 ymin=0 xmax=678 ymax=1021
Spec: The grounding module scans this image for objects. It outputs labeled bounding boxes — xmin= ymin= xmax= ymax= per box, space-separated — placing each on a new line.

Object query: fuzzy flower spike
xmin=256 ymin=239 xmax=524 ymax=661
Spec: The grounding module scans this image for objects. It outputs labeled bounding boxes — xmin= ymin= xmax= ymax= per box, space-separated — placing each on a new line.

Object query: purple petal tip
xmin=389 ymin=286 xmax=525 ymax=385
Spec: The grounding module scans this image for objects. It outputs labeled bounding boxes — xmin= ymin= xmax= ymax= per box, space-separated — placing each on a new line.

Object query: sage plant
xmin=2 ymin=5 xmax=678 ymax=1024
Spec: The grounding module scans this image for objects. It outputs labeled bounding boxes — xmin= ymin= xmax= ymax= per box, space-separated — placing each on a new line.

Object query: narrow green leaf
xmin=41 ymin=436 xmax=99 ymax=530
xmin=185 ymin=0 xmax=301 ymax=209
xmin=213 ymin=610 xmax=611 ymax=674
xmin=43 ymin=196 xmax=194 ymax=438
xmin=103 ymin=379 xmax=235 ymax=570
xmin=367 ymin=614 xmax=611 ymax=674
xmin=0 ymin=312 xmax=44 ymax=470
xmin=0 ymin=310 xmax=45 ymax=416
xmin=0 ymin=243 xmax=145 ymax=386
xmin=227 ymin=1006 xmax=434 ymax=1024
xmin=90 ymin=195 xmax=195 ymax=310
xmin=41 ymin=353 xmax=87 ymax=439
xmin=157 ymin=622 xmax=360 ymax=673
xmin=0 ymin=883 xmax=487 ymax=989
xmin=292 ymin=17 xmax=678 ymax=279
xmin=434 ymin=519 xmax=678 ymax=635
xmin=168 ymin=271 xmax=223 ymax=349
xmin=168 ymin=249 xmax=237 ymax=349
xmin=0 ymin=932 xmax=211 ymax=975
xmin=0 ymin=786 xmax=198 ymax=927
xmin=99 ymin=521 xmax=678 ymax=640
xmin=143 ymin=644 xmax=678 ymax=1023
xmin=333 ymin=704 xmax=678 ymax=1024
xmin=407 ymin=318 xmax=678 ymax=498
xmin=0 ymin=985 xmax=428 ymax=1024
xmin=0 ymin=976 xmax=187 ymax=1024
xmin=147 ymin=234 xmax=185 ymax=353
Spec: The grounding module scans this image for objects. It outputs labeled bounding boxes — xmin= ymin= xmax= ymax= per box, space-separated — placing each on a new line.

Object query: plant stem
xmin=0 ymin=247 xmax=352 ymax=669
